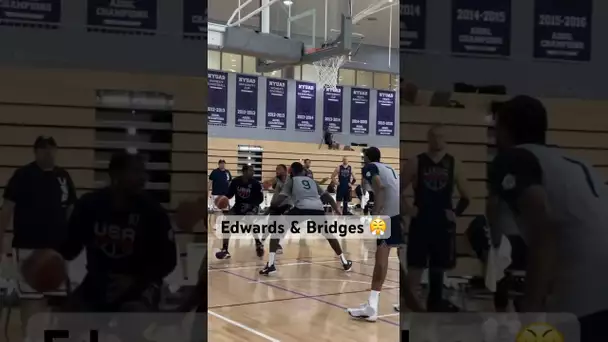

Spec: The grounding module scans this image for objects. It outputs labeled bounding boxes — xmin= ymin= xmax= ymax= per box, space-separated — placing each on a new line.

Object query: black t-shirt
xmin=209 ymin=168 xmax=232 ymax=196
xmin=4 ymin=162 xmax=77 ymax=249
xmin=227 ymin=176 xmax=263 ymax=214
xmin=58 ymin=188 xmax=177 ymax=303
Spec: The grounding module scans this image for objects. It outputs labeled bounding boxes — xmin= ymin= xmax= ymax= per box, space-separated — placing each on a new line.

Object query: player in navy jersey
xmin=348 ymin=147 xmax=424 ymax=321
xmin=332 ymin=157 xmax=356 ymax=215
xmin=401 ymin=124 xmax=471 ymax=312
xmin=216 ymin=165 xmax=264 ymax=259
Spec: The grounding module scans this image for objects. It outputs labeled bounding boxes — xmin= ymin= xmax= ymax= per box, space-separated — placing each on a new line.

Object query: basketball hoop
xmin=307 ymin=48 xmax=346 ymax=91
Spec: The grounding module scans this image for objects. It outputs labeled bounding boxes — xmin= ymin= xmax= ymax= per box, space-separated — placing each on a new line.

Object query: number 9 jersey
xmin=362 ymin=162 xmax=400 ymax=217
xmin=281 ymin=176 xmax=325 ymax=211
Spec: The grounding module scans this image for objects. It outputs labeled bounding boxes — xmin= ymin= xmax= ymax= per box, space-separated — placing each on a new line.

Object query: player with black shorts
xmin=402 ymin=125 xmax=471 ymax=312
xmin=259 ymin=162 xmax=353 ymax=275
xmin=332 ymin=157 xmax=355 ymax=215
xmin=216 ymin=165 xmax=264 ymax=259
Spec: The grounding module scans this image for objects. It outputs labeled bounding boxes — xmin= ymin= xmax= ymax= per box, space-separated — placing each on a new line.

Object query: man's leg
xmin=405 ymin=219 xmax=428 ymax=310
xmin=427 ymin=221 xmax=458 ymax=312
xmin=260 ymin=212 xmax=290 ymax=275
xmin=216 ymin=209 xmax=232 ymax=259
xmin=317 ymin=210 xmax=352 ymax=270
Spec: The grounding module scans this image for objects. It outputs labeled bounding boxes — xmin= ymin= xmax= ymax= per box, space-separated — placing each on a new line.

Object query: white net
xmin=312 ymin=54 xmax=347 ymax=91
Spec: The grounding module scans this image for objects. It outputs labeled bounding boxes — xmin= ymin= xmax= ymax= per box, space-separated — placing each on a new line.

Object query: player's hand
xmin=445 ymin=209 xmax=456 ymax=222
xmin=334 ymin=208 xmax=342 ymax=215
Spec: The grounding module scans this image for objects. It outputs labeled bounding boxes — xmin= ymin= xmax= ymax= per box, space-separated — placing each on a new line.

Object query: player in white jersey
xmin=259 ymin=161 xmax=353 ymax=275
xmin=348 ymin=147 xmax=424 ymax=321
xmin=488 ymin=95 xmax=608 ymax=341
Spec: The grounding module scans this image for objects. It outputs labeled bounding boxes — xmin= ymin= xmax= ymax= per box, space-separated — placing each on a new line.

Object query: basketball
xmin=215 ymin=195 xmax=230 ymax=209
xmin=20 ymin=249 xmax=67 ymax=293
xmin=263 ymin=179 xmax=273 ymax=190
xmin=175 ymin=200 xmax=203 ymax=231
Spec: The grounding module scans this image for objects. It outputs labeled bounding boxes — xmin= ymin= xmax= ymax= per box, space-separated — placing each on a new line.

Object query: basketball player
xmin=58 ymin=151 xmax=177 ymax=312
xmin=0 ymin=136 xmax=77 ymax=332
xmin=216 ymin=165 xmax=264 ymax=259
xmin=332 ymin=157 xmax=355 ymax=215
xmin=260 ymin=164 xmax=290 ymax=253
xmin=303 ymin=159 xmax=314 ymax=179
xmin=488 ymin=95 xmax=608 ymax=341
xmin=401 ymin=124 xmax=471 ymax=312
xmin=347 ymin=147 xmax=424 ymax=321
xmin=259 ymin=162 xmax=352 ymax=275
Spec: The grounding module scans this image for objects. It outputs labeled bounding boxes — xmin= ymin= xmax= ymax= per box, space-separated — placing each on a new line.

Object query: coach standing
xmin=0 ymin=136 xmax=77 ymax=330
xmin=208 ymin=159 xmax=232 ymax=209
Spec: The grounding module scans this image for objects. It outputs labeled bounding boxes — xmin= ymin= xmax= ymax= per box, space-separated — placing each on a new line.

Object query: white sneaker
xmin=347 ymin=302 xmax=377 ymax=322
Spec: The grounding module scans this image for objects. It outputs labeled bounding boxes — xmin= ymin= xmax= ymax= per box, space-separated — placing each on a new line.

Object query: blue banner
xmin=235 ymin=74 xmax=258 ymax=128
xmin=400 ymin=0 xmax=426 ymax=51
xmin=0 ymin=0 xmax=61 ymax=25
xmin=350 ymin=88 xmax=370 ymax=135
xmin=534 ymin=0 xmax=592 ymax=61
xmin=207 ymin=71 xmax=228 ymax=126
xmin=266 ymin=78 xmax=287 ymax=130
xmin=451 ymin=0 xmax=511 ymax=56
xmin=323 ymin=86 xmax=343 ymax=133
xmin=295 ymin=81 xmax=316 ymax=132
xmin=376 ymin=91 xmax=396 ymax=136
xmin=87 ymin=0 xmax=157 ymax=32
xmin=183 ymin=0 xmax=206 ymax=36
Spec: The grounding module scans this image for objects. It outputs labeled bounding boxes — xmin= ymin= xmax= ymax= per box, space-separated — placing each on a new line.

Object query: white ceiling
xmin=209 ymin=0 xmax=399 ymax=48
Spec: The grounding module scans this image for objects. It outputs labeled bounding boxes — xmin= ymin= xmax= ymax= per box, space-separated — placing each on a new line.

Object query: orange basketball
xmin=21 ymin=249 xmax=67 ymax=293
xmin=215 ymin=195 xmax=230 ymax=209
xmin=263 ymin=180 xmax=273 ymax=190
xmin=175 ymin=200 xmax=203 ymax=231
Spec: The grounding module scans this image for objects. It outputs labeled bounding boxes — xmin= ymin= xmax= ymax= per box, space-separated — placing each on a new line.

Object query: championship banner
xmin=207 ymin=71 xmax=228 ymax=126
xmin=87 ymin=0 xmax=157 ymax=33
xmin=265 ymin=78 xmax=287 ymax=130
xmin=295 ymin=81 xmax=316 ymax=132
xmin=323 ymin=86 xmax=343 ymax=133
xmin=376 ymin=91 xmax=396 ymax=136
xmin=534 ymin=0 xmax=592 ymax=61
xmin=350 ymin=88 xmax=370 ymax=135
xmin=183 ymin=0 xmax=206 ymax=37
xmin=235 ymin=74 xmax=258 ymax=128
xmin=451 ymin=0 xmax=511 ymax=56
xmin=0 ymin=0 xmax=61 ymax=25
xmin=400 ymin=0 xmax=426 ymax=51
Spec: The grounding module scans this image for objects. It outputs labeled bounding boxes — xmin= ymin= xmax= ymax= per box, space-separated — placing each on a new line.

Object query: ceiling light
xmin=283 ymin=0 xmax=293 ymax=5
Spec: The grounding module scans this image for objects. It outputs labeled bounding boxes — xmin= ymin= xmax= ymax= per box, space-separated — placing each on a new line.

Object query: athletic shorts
xmin=268 ymin=204 xmax=292 ymax=215
xmin=13 ymin=248 xmax=68 ymax=299
xmin=376 ymin=215 xmax=404 ymax=247
xmin=336 ymin=185 xmax=352 ymax=202
xmin=406 ymin=215 xmax=457 ymax=269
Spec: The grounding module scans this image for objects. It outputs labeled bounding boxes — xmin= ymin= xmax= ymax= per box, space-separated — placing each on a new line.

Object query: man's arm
xmin=453 ymin=159 xmax=471 ymax=216
xmin=330 ymin=167 xmax=339 ymax=184
xmin=65 ymin=171 xmax=78 ymax=219
xmin=208 ymin=170 xmax=215 ymax=197
xmin=141 ymin=205 xmax=178 ymax=282
xmin=226 ymin=179 xmax=236 ymax=199
xmin=272 ymin=177 xmax=292 ymax=207
xmin=400 ymin=157 xmax=418 ymax=216
xmin=0 ymin=170 xmax=20 ymax=258
xmin=253 ymin=181 xmax=264 ymax=207
xmin=489 ymin=148 xmax=555 ymax=312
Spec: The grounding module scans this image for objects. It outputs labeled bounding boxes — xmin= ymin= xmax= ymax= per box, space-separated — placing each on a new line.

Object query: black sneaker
xmin=259 ymin=263 xmax=277 ymax=276
xmin=342 ymin=260 xmax=353 ymax=271
xmin=276 ymin=244 xmax=283 ymax=254
xmin=215 ymin=249 xmax=231 ymax=260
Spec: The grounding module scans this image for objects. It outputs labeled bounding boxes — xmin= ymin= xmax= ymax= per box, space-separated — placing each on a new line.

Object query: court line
xmin=209 ymin=259 xmax=350 ymax=272
xmin=377 ymin=313 xmax=400 ymax=318
xmin=209 ymin=310 xmax=281 ymax=342
xmin=208 ymin=288 xmax=395 ymax=309
xmin=217 ymin=268 xmax=399 ymax=327
xmin=254 ymin=278 xmax=399 ymax=288
xmin=299 ymin=258 xmax=400 ymax=284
